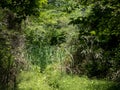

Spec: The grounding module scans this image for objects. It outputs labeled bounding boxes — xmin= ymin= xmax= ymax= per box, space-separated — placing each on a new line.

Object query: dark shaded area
xmin=107 ymin=83 xmax=120 ymax=90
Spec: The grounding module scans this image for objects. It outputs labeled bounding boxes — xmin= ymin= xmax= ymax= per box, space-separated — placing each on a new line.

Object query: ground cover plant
xmin=17 ymin=64 xmax=120 ymax=90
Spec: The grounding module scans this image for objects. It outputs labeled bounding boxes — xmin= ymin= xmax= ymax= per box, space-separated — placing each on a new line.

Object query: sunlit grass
xmin=58 ymin=76 xmax=117 ymax=90
xmin=17 ymin=66 xmax=52 ymax=90
xmin=17 ymin=65 xmax=119 ymax=90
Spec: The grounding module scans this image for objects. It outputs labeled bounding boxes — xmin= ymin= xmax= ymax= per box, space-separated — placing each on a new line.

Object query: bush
xmin=17 ymin=65 xmax=52 ymax=90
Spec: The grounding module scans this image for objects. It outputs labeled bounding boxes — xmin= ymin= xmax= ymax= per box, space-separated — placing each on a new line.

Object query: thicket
xmin=0 ymin=8 xmax=27 ymax=89
xmin=0 ymin=0 xmax=47 ymax=89
xmin=0 ymin=0 xmax=120 ymax=89
xmin=24 ymin=9 xmax=79 ymax=73
xmin=24 ymin=0 xmax=120 ymax=81
xmin=68 ymin=0 xmax=120 ymax=80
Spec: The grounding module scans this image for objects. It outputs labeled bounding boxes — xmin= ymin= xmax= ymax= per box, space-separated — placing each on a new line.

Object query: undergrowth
xmin=17 ymin=64 xmax=120 ymax=90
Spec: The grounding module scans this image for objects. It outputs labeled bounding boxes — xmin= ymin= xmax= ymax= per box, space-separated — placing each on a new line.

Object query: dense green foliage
xmin=0 ymin=31 xmax=13 ymax=89
xmin=24 ymin=6 xmax=79 ymax=73
xmin=0 ymin=0 xmax=47 ymax=20
xmin=68 ymin=0 xmax=120 ymax=79
xmin=0 ymin=0 xmax=46 ymax=89
xmin=17 ymin=65 xmax=120 ymax=90
xmin=0 ymin=0 xmax=120 ymax=90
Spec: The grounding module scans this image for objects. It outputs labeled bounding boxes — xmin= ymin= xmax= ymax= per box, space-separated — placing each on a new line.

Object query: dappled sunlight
xmin=0 ymin=0 xmax=120 ymax=89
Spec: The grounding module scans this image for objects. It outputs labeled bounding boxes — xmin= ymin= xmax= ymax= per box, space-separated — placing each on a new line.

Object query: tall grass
xmin=25 ymin=44 xmax=73 ymax=73
xmin=18 ymin=44 xmax=120 ymax=90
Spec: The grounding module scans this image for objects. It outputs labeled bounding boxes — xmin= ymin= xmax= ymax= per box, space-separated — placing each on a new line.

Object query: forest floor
xmin=17 ymin=65 xmax=120 ymax=90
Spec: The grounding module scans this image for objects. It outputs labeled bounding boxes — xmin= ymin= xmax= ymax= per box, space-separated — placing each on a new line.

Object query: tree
xmin=0 ymin=0 xmax=47 ymax=30
xmin=69 ymin=0 xmax=120 ymax=79
xmin=0 ymin=0 xmax=47 ymax=89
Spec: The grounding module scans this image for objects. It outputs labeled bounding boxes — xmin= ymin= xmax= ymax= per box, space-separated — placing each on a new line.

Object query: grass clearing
xmin=17 ymin=65 xmax=119 ymax=90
